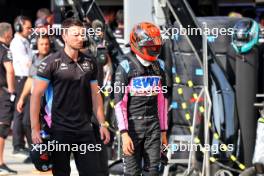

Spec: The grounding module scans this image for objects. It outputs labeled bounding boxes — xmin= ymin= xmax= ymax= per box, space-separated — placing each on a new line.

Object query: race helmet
xmin=231 ymin=19 xmax=259 ymax=54
xmin=130 ymin=22 xmax=162 ymax=61
xmin=30 ymin=130 xmax=53 ymax=172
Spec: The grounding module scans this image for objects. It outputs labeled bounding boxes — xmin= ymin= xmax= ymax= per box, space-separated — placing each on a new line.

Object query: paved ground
xmin=3 ymin=136 xmax=79 ymax=176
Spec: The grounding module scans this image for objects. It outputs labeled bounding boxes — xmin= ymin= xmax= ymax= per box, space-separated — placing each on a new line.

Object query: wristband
xmin=120 ymin=130 xmax=128 ymax=134
xmin=99 ymin=121 xmax=109 ymax=128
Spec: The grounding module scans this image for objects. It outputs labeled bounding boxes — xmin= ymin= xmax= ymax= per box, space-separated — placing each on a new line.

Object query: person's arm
xmin=103 ymin=54 xmax=113 ymax=87
xmin=20 ymin=77 xmax=32 ymax=99
xmin=114 ymin=62 xmax=129 ymax=133
xmin=3 ymin=61 xmax=15 ymax=93
xmin=30 ymin=56 xmax=53 ymax=144
xmin=91 ymin=82 xmax=110 ymax=144
xmin=157 ymin=85 xmax=168 ymax=132
xmin=17 ymin=77 xmax=33 ymax=112
xmin=30 ymin=78 xmax=49 ymax=144
xmin=158 ymin=85 xmax=168 ymax=146
xmin=91 ymin=81 xmax=106 ymax=124
xmin=114 ymin=61 xmax=134 ymax=156
xmin=157 ymin=59 xmax=169 ymax=146
xmin=90 ymin=58 xmax=110 ymax=144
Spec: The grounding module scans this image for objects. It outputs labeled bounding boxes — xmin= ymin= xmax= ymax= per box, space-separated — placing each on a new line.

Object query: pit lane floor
xmin=3 ymin=136 xmax=79 ymax=176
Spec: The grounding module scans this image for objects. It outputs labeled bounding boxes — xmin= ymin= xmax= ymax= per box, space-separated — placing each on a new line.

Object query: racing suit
xmin=114 ymin=53 xmax=168 ymax=176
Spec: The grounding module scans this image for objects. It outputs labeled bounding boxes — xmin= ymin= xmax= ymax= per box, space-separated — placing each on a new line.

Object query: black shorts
xmin=0 ymin=124 xmax=10 ymax=139
xmin=0 ymin=92 xmax=13 ymax=139
xmin=0 ymin=92 xmax=14 ymax=124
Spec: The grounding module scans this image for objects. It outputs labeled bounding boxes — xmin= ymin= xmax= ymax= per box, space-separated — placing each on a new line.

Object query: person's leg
xmin=94 ymin=138 xmax=109 ymax=175
xmin=143 ymin=118 xmax=161 ymax=176
xmin=123 ymin=139 xmax=142 ymax=176
xmin=0 ymin=93 xmax=13 ymax=163
xmin=73 ymin=149 xmax=99 ymax=176
xmin=0 ymin=124 xmax=17 ymax=174
xmin=0 ymin=137 xmax=4 ymax=165
xmin=52 ymin=150 xmax=71 ymax=176
xmin=0 ymin=93 xmax=17 ymax=174
xmin=51 ymin=132 xmax=72 ymax=176
xmin=0 ymin=125 xmax=10 ymax=164
xmin=22 ymin=98 xmax=32 ymax=163
xmin=23 ymin=125 xmax=32 ymax=149
xmin=124 ymin=119 xmax=145 ymax=176
xmin=91 ymin=121 xmax=109 ymax=175
xmin=73 ymin=131 xmax=100 ymax=176
xmin=22 ymin=97 xmax=32 ymax=148
xmin=12 ymin=77 xmax=27 ymax=151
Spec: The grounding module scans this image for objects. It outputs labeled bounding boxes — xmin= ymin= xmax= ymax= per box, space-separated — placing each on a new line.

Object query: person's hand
xmin=7 ymin=89 xmax=15 ymax=94
xmin=161 ymin=131 xmax=168 ymax=146
xmin=16 ymin=98 xmax=24 ymax=113
xmin=32 ymin=126 xmax=42 ymax=144
xmin=122 ymin=133 xmax=134 ymax=156
xmin=26 ymin=61 xmax=32 ymax=68
xmin=100 ymin=126 xmax=110 ymax=144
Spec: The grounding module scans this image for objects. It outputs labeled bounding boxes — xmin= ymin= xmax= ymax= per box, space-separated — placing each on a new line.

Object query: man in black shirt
xmin=0 ymin=22 xmax=17 ymax=174
xmin=30 ymin=18 xmax=110 ymax=176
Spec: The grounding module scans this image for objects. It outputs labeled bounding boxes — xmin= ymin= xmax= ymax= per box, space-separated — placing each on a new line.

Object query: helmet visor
xmin=143 ymin=45 xmax=162 ymax=57
xmin=233 ymin=32 xmax=251 ymax=46
xmin=138 ymin=36 xmax=162 ymax=47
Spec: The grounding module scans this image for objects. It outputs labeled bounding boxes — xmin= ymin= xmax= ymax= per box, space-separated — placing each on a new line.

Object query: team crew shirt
xmin=0 ymin=42 xmax=12 ymax=88
xmin=35 ymin=49 xmax=98 ymax=132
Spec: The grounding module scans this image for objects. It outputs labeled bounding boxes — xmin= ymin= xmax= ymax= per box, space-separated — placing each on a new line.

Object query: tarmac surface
xmin=3 ymin=136 xmax=79 ymax=176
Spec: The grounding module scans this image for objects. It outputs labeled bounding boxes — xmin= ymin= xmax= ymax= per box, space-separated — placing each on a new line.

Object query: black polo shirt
xmin=36 ymin=49 xmax=98 ymax=132
xmin=0 ymin=42 xmax=12 ymax=88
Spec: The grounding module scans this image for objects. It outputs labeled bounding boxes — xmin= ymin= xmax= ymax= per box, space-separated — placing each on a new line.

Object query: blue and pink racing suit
xmin=114 ymin=53 xmax=168 ymax=176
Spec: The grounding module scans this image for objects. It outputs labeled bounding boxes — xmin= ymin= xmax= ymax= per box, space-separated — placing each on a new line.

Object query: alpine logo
xmin=82 ymin=62 xmax=89 ymax=67
xmin=59 ymin=63 xmax=68 ymax=70
xmin=82 ymin=62 xmax=91 ymax=70
xmin=7 ymin=51 xmax=12 ymax=60
xmin=38 ymin=62 xmax=47 ymax=73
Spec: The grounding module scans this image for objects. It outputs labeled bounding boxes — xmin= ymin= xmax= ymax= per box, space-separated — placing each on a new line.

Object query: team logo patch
xmin=59 ymin=63 xmax=68 ymax=70
xmin=81 ymin=61 xmax=91 ymax=71
xmin=7 ymin=51 xmax=12 ymax=60
xmin=130 ymin=76 xmax=161 ymax=96
xmin=38 ymin=62 xmax=47 ymax=73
